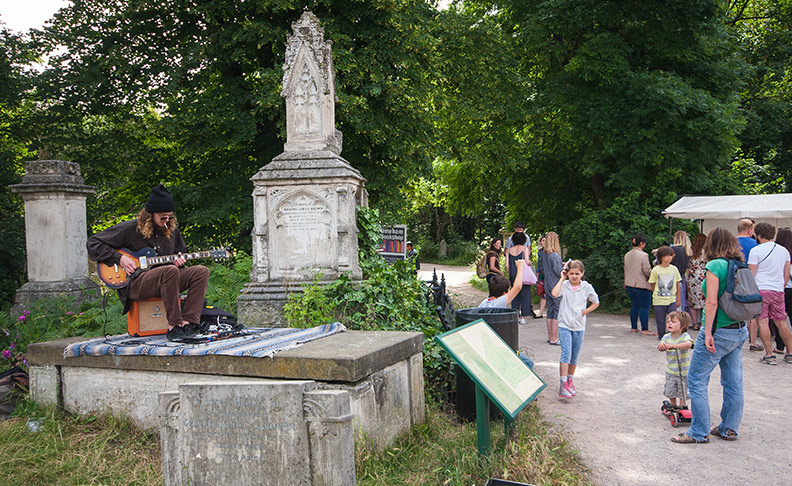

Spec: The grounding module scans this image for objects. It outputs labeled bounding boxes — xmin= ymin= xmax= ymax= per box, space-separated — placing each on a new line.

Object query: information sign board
xmin=436 ymin=319 xmax=545 ymax=418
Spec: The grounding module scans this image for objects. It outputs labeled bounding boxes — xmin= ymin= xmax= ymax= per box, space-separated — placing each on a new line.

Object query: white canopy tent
xmin=663 ymin=194 xmax=792 ymax=235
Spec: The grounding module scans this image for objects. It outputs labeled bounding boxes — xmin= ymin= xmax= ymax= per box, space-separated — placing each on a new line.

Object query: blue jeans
xmin=654 ymin=303 xmax=677 ymax=338
xmin=558 ymin=327 xmax=585 ymax=365
xmin=685 ymin=326 xmax=748 ymax=441
xmin=625 ymin=286 xmax=651 ymax=331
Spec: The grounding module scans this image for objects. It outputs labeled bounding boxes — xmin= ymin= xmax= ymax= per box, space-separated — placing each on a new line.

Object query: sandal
xmin=671 ymin=433 xmax=709 ymax=444
xmin=759 ymin=355 xmax=777 ymax=365
xmin=641 ymin=330 xmax=656 ymax=336
xmin=749 ymin=344 xmax=764 ymax=351
xmin=630 ymin=329 xmax=640 ymax=333
xmin=548 ymin=340 xmax=561 ymax=346
xmin=710 ymin=427 xmax=738 ymax=441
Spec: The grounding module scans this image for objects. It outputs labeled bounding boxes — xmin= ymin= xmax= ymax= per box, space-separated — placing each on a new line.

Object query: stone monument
xmin=9 ymin=160 xmax=99 ymax=311
xmin=159 ymin=381 xmax=355 ymax=486
xmin=237 ymin=12 xmax=367 ymax=327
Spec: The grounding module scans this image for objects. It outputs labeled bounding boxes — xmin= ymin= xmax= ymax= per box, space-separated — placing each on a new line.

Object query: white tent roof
xmin=663 ymin=194 xmax=792 ymax=220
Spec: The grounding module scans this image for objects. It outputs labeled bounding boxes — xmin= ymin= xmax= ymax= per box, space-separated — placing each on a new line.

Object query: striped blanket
xmin=63 ymin=323 xmax=346 ymax=358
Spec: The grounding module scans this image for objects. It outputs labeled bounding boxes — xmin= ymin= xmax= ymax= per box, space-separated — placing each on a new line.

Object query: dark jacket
xmin=87 ymin=219 xmax=188 ymax=313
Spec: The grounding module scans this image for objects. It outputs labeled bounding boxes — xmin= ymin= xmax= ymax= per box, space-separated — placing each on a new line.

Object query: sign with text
xmin=380 ymin=225 xmax=407 ymax=264
xmin=436 ymin=319 xmax=545 ymax=418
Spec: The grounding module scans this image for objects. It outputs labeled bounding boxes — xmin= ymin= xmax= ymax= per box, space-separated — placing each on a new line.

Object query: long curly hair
xmin=137 ymin=209 xmax=177 ymax=239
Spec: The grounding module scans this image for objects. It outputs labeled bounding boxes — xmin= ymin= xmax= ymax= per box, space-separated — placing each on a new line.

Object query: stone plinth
xmin=9 ymin=160 xmax=98 ymax=310
xmin=239 ymin=151 xmax=366 ymax=327
xmin=28 ymin=330 xmax=425 ymax=451
xmin=159 ymin=382 xmax=355 ymax=486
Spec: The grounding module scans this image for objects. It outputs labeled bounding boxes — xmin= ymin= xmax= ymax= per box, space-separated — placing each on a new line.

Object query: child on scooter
xmin=657 ymin=311 xmax=694 ymax=407
xmin=551 ymin=259 xmax=599 ymax=398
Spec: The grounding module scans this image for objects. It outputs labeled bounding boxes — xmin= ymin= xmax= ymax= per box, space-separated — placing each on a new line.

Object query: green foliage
xmin=729 ymin=0 xmax=792 ymax=194
xmin=0 ymin=28 xmax=35 ymax=308
xmin=203 ymin=252 xmax=253 ymax=315
xmin=561 ymin=192 xmax=698 ymax=310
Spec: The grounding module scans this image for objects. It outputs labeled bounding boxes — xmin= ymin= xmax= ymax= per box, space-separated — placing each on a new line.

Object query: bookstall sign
xmin=380 ymin=225 xmax=407 ymax=264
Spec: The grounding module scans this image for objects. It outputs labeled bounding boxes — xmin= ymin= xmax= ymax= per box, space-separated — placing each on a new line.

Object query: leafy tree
xmin=728 ymin=0 xmax=792 ymax=193
xmin=29 ymin=0 xmax=439 ymax=251
xmin=451 ymin=0 xmax=746 ymax=299
xmin=0 ymin=27 xmax=36 ymax=307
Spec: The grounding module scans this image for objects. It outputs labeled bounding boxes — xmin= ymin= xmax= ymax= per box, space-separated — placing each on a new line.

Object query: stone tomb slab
xmin=160 ymin=381 xmax=355 ymax=486
xmin=28 ymin=330 xmax=425 ymax=451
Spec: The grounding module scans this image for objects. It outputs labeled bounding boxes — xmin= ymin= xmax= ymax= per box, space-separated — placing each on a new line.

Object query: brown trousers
xmin=129 ymin=265 xmax=210 ymax=328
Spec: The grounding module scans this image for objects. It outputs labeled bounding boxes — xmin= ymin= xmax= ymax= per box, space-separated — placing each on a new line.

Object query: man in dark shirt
xmin=87 ymin=184 xmax=209 ymax=340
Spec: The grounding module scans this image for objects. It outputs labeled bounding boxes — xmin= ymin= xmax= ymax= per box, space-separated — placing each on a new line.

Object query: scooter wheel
xmin=669 ymin=414 xmax=676 ymax=426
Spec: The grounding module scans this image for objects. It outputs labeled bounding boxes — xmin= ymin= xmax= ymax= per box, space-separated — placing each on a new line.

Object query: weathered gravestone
xmin=159 ymin=381 xmax=355 ymax=486
xmin=237 ymin=11 xmax=367 ymax=327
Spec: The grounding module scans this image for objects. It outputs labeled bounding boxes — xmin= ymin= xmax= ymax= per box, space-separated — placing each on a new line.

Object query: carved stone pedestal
xmin=9 ymin=160 xmax=98 ymax=312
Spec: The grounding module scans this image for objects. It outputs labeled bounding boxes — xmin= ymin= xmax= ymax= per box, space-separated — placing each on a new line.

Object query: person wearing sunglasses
xmin=87 ymin=184 xmax=210 ymax=341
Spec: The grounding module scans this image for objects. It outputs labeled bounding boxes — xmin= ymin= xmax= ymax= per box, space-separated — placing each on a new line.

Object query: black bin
xmin=454 ymin=307 xmax=519 ymax=420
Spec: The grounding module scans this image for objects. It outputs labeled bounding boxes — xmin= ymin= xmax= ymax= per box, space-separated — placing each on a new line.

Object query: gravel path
xmin=424 ymin=263 xmax=792 ymax=486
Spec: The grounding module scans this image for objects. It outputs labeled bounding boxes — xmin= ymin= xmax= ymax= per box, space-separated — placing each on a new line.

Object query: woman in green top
xmin=672 ymin=228 xmax=748 ymax=444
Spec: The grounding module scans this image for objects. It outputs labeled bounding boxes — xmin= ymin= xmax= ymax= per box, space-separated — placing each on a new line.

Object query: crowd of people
xmin=478 ymin=218 xmax=792 ymax=445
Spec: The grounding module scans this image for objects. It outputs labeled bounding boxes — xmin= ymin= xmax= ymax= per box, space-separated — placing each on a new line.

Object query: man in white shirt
xmin=748 ymin=223 xmax=792 ymax=365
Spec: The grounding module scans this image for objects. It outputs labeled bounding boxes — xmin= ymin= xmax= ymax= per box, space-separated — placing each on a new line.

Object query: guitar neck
xmin=144 ymin=251 xmax=212 ymax=267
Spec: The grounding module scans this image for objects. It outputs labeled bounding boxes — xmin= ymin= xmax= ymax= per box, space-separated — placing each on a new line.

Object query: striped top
xmin=661 ymin=332 xmax=694 ymax=376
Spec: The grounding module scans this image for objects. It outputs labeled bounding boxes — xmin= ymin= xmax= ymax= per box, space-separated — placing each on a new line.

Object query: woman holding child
xmin=672 ymin=227 xmax=748 ymax=444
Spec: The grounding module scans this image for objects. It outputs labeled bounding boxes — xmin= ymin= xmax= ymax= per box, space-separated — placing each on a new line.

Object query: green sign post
xmin=436 ymin=319 xmax=545 ymax=455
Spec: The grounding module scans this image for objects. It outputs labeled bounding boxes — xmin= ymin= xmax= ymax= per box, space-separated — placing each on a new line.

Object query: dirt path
xmin=428 ymin=264 xmax=792 ymax=486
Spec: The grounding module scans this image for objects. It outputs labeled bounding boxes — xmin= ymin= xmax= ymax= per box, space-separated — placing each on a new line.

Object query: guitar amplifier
xmin=128 ymin=298 xmax=169 ymax=336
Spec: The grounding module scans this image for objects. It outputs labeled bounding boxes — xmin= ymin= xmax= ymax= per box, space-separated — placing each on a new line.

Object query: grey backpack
xmin=717 ymin=258 xmax=762 ymax=322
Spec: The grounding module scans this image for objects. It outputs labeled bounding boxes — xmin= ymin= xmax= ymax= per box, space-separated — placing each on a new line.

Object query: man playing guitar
xmin=87 ymin=184 xmax=209 ymax=341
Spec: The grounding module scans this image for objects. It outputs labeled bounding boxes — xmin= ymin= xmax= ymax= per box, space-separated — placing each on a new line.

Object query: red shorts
xmin=759 ymin=290 xmax=786 ymax=320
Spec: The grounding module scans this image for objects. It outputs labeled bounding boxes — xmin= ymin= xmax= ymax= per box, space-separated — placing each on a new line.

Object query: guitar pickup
xmin=139 ymin=256 xmax=149 ymax=270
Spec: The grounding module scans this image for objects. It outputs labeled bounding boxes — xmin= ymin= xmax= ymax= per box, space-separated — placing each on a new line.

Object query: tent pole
xmin=669 ymin=218 xmax=673 ymax=241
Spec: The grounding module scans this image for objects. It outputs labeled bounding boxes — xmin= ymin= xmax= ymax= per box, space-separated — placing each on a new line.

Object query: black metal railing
xmin=426 ymin=269 xmax=455 ymax=331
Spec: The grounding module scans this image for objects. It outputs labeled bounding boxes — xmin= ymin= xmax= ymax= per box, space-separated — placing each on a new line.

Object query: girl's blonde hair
xmin=567 ymin=259 xmax=584 ymax=272
xmin=137 ymin=209 xmax=177 ymax=239
xmin=544 ymin=231 xmax=561 ymax=254
xmin=673 ymin=230 xmax=692 ymax=257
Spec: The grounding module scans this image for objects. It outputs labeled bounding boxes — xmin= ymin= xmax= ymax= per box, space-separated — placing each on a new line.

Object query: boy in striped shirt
xmin=658 ymin=311 xmax=694 ymax=408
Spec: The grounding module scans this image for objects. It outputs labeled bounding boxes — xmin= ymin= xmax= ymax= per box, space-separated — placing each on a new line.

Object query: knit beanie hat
xmin=145 ymin=184 xmax=175 ymax=213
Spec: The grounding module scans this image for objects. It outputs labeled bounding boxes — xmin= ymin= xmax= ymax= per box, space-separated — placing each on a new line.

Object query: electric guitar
xmin=97 ymin=247 xmax=231 ymax=289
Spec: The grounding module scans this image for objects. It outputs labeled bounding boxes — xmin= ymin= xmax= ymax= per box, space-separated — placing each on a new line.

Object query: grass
xmin=357 ymin=401 xmax=590 ymax=486
xmin=0 ymin=401 xmax=161 ymax=486
xmin=1 ymin=399 xmax=589 ymax=486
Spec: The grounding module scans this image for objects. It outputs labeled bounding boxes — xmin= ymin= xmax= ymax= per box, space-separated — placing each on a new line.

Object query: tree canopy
xmin=2 ymin=0 xmax=792 ymax=308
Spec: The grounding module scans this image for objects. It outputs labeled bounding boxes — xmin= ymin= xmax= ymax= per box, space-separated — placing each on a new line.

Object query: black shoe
xmin=166 ymin=326 xmax=186 ymax=341
xmin=183 ymin=323 xmax=199 ymax=337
